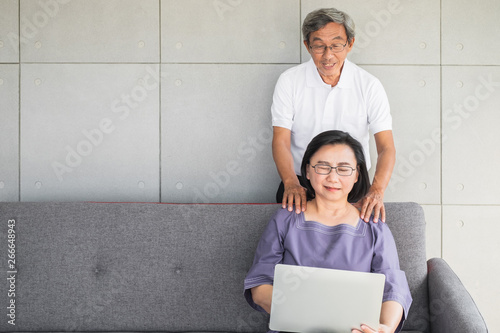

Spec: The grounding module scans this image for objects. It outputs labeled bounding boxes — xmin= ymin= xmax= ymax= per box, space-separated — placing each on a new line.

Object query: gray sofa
xmin=0 ymin=201 xmax=487 ymax=333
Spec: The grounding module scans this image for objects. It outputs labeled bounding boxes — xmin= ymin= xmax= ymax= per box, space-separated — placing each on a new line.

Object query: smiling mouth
xmin=325 ymin=185 xmax=340 ymax=191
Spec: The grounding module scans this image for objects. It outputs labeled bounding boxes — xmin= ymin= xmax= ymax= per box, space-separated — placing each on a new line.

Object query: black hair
xmin=300 ymin=130 xmax=370 ymax=203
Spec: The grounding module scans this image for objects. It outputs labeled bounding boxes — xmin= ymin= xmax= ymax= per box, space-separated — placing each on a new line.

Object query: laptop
xmin=269 ymin=264 xmax=385 ymax=333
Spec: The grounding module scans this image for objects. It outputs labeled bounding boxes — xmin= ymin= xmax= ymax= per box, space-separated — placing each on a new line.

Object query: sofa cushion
xmin=0 ymin=202 xmax=274 ymax=332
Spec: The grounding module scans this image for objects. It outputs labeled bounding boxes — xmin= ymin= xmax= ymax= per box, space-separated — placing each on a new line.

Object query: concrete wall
xmin=1 ymin=0 xmax=498 ymax=330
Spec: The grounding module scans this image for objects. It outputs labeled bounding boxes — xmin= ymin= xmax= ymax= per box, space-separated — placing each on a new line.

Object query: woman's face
xmin=304 ymin=22 xmax=354 ymax=85
xmin=306 ymin=144 xmax=358 ymax=202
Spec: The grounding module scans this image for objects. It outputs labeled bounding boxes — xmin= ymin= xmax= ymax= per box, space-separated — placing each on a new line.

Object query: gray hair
xmin=302 ymin=8 xmax=356 ymax=45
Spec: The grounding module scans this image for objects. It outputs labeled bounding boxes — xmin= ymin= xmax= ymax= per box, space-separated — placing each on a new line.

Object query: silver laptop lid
xmin=269 ymin=264 xmax=385 ymax=333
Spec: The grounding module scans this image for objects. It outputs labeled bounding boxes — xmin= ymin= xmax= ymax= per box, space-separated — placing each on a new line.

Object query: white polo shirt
xmin=271 ymin=58 xmax=392 ymax=175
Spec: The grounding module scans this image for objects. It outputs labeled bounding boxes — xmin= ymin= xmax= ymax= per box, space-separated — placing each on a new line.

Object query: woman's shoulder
xmin=265 ymin=208 xmax=301 ymax=237
xmin=364 ymin=218 xmax=396 ymax=241
xmin=270 ymin=207 xmax=303 ymax=227
xmin=272 ymin=206 xmax=301 ymax=219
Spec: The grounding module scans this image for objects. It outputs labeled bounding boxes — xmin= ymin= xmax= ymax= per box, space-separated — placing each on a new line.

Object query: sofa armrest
xmin=427 ymin=258 xmax=488 ymax=333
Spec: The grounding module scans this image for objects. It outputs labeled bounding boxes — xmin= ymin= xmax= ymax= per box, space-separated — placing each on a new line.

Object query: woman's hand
xmin=353 ymin=301 xmax=402 ymax=333
xmin=352 ymin=323 xmax=394 ymax=333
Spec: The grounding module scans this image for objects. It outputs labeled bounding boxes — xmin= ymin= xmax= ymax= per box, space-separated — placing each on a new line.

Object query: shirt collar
xmin=306 ymin=58 xmax=354 ymax=89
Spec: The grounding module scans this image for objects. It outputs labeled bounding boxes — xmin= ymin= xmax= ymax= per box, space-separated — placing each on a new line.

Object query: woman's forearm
xmin=250 ymin=284 xmax=273 ymax=314
xmin=379 ymin=301 xmax=404 ymax=332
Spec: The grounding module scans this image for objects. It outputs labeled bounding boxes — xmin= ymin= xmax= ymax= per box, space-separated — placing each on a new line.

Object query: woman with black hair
xmin=245 ymin=130 xmax=411 ymax=333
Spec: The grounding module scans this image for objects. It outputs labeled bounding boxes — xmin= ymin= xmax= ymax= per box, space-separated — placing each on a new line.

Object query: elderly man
xmin=272 ymin=8 xmax=395 ymax=223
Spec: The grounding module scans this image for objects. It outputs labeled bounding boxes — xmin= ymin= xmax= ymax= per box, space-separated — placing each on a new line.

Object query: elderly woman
xmin=272 ymin=8 xmax=395 ymax=223
xmin=246 ymin=130 xmax=411 ymax=333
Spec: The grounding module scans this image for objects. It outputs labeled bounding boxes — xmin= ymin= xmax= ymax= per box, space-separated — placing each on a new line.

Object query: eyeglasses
xmin=311 ymin=164 xmax=356 ymax=176
xmin=309 ymin=41 xmax=348 ymax=54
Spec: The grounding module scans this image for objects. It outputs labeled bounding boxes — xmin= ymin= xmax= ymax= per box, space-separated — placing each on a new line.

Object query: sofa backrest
xmin=0 ymin=202 xmax=277 ymax=332
xmin=0 ymin=202 xmax=429 ymax=332
xmin=384 ymin=202 xmax=429 ymax=333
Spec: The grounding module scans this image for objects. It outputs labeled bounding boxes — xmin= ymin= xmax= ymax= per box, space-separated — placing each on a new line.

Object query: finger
xmin=300 ymin=188 xmax=307 ymax=212
xmin=281 ymin=194 xmax=287 ymax=209
xmin=361 ymin=199 xmax=373 ymax=223
xmin=372 ymin=204 xmax=380 ymax=223
xmin=359 ymin=198 xmax=369 ymax=221
xmin=364 ymin=200 xmax=377 ymax=223
xmin=380 ymin=204 xmax=386 ymax=223
xmin=359 ymin=324 xmax=376 ymax=332
xmin=351 ymin=328 xmax=366 ymax=333
xmin=294 ymin=193 xmax=302 ymax=214
xmin=286 ymin=193 xmax=295 ymax=212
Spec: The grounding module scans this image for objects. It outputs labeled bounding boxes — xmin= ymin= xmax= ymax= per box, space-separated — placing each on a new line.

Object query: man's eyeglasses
xmin=309 ymin=41 xmax=348 ymax=54
xmin=311 ymin=164 xmax=356 ymax=176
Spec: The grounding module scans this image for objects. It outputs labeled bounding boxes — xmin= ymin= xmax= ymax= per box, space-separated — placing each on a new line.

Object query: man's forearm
xmin=371 ymin=131 xmax=396 ymax=193
xmin=371 ymin=145 xmax=395 ymax=193
xmin=272 ymin=139 xmax=299 ymax=186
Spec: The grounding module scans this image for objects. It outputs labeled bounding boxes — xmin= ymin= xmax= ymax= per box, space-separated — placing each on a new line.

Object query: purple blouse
xmin=244 ymin=208 xmax=412 ymax=331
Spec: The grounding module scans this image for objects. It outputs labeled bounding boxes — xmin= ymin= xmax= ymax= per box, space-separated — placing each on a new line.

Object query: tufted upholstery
xmin=0 ymin=202 xmax=487 ymax=332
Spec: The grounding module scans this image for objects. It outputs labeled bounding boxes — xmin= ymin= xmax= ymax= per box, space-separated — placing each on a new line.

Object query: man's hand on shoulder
xmin=358 ymin=187 xmax=385 ymax=223
xmin=282 ymin=183 xmax=307 ymax=214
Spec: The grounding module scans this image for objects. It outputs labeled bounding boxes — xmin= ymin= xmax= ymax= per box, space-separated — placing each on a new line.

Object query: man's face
xmin=304 ymin=22 xmax=354 ymax=84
